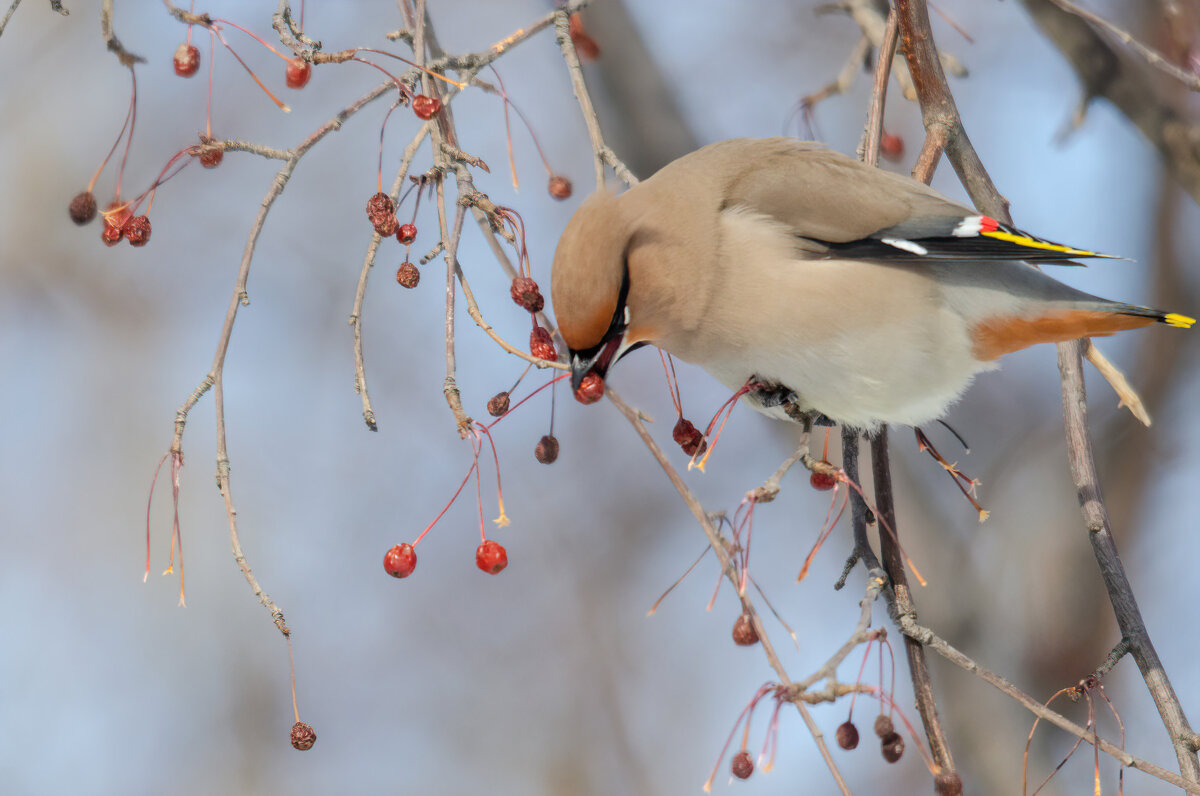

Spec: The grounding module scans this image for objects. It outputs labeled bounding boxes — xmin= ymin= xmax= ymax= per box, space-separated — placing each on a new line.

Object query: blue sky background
xmin=0 ymin=1 xmax=1197 ymax=794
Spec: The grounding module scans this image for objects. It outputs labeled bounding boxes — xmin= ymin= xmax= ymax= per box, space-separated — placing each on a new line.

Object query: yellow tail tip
xmin=1165 ymin=313 xmax=1195 ymax=329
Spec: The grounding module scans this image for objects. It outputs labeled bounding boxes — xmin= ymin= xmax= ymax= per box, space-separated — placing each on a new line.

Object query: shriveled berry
xmin=476 ymin=540 xmax=508 ymax=574
xmin=548 ymin=175 xmax=572 ymax=200
xmin=375 ymin=214 xmax=399 ymax=237
xmin=290 ymin=721 xmax=317 ymax=751
xmin=836 ymin=720 xmax=860 ymax=750
xmin=104 ymin=201 xmax=132 ymax=230
xmin=384 ymin=542 xmax=417 ymax=577
xmin=731 ymin=613 xmax=759 ymax=646
xmin=101 ymin=223 xmax=124 ymax=246
xmin=810 ymin=470 xmax=837 ymax=491
xmin=366 ymin=191 xmax=393 ymax=217
xmin=730 ymin=751 xmax=753 ymax=780
xmin=173 ymin=42 xmax=200 ymax=77
xmin=199 ymin=148 xmax=223 ymax=169
xmin=880 ymin=132 xmax=904 ymax=162
xmin=574 ymin=372 xmax=605 ymax=405
xmin=880 ymin=731 xmax=904 ymax=763
xmin=125 ymin=215 xmax=152 ymax=247
xmin=534 ymin=434 xmax=559 ymax=464
xmin=69 ymin=191 xmax=97 ymax=225
xmin=510 ymin=276 xmax=544 ymax=313
xmin=396 ymin=262 xmax=420 ymax=288
xmin=397 ymin=223 xmax=417 ymax=245
xmin=412 ymin=94 xmax=442 ymax=120
xmin=873 ymin=714 xmax=894 ymax=739
xmin=486 ymin=391 xmax=510 ymax=417
xmin=286 ymin=58 xmax=312 ymax=89
xmin=530 ymin=325 xmax=557 ymax=361
xmin=672 ymin=417 xmax=707 ymax=457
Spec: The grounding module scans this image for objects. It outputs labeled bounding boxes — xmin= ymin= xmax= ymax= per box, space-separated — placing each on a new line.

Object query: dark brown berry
xmin=476 ymin=540 xmax=508 ymax=574
xmin=731 ymin=613 xmax=759 ymax=646
xmin=880 ymin=132 xmax=904 ymax=162
xmin=880 ymin=731 xmax=904 ymax=763
xmin=174 ymin=42 xmax=200 ymax=77
xmin=69 ymin=191 xmax=97 ymax=225
xmin=397 ymin=223 xmax=417 ymax=245
xmin=124 ymin=215 xmax=151 ymax=246
xmin=530 ymin=326 xmax=556 ymax=361
xmin=487 ymin=391 xmax=510 ymax=417
xmin=290 ymin=721 xmax=317 ymax=750
xmin=873 ymin=714 xmax=894 ymax=739
xmin=509 ymin=276 xmax=544 ymax=313
xmin=384 ymin=543 xmax=417 ymax=578
xmin=534 ymin=434 xmax=559 ymax=464
xmin=836 ymin=720 xmax=860 ymax=750
xmin=547 ymin=175 xmax=572 ymax=200
xmin=730 ymin=751 xmax=753 ymax=780
xmin=574 ymin=372 xmax=605 ymax=405
xmin=412 ymin=94 xmax=442 ymax=120
xmin=810 ymin=470 xmax=837 ymax=491
xmin=396 ymin=262 xmax=420 ymax=288
xmin=286 ymin=58 xmax=312 ymax=89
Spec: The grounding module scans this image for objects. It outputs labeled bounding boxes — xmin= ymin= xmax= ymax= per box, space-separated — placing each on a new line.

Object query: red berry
xmin=534 ymin=434 xmax=559 ymax=464
xmin=384 ymin=543 xmax=417 ymax=578
xmin=290 ymin=721 xmax=317 ymax=751
xmin=366 ymin=192 xmax=398 ymax=236
xmin=574 ymin=372 xmax=605 ymax=405
xmin=810 ymin=469 xmax=837 ymax=491
xmin=412 ymin=94 xmax=442 ymax=120
xmin=285 ymin=58 xmax=312 ymax=89
xmin=731 ymin=613 xmax=759 ymax=646
xmin=173 ymin=42 xmax=200 ymax=77
xmin=486 ymin=391 xmax=510 ymax=417
xmin=101 ymin=223 xmax=124 ymax=246
xmin=397 ymin=223 xmax=417 ymax=245
xmin=730 ymin=751 xmax=753 ymax=780
xmin=396 ymin=262 xmax=420 ymax=288
xmin=836 ymin=721 xmax=860 ymax=750
xmin=69 ymin=191 xmax=97 ymax=225
xmin=530 ymin=326 xmax=557 ymax=361
xmin=199 ymin=148 xmax=223 ymax=169
xmin=547 ymin=175 xmax=572 ymax=200
xmin=475 ymin=540 xmax=508 ymax=574
xmin=880 ymin=731 xmax=905 ymax=763
xmin=510 ymin=276 xmax=544 ymax=313
xmin=880 ymin=132 xmax=904 ymax=162
xmin=125 ymin=215 xmax=152 ymax=247
xmin=672 ymin=418 xmax=707 ymax=457
xmin=376 ymin=214 xmax=399 ymax=237
xmin=568 ymin=13 xmax=601 ymax=60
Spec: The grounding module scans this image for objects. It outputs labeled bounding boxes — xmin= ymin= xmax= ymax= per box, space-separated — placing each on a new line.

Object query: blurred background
xmin=1 ymin=1 xmax=1197 ymax=793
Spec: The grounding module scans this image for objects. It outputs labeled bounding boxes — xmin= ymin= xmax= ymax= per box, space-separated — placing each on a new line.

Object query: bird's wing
xmin=723 ymin=140 xmax=1113 ymax=263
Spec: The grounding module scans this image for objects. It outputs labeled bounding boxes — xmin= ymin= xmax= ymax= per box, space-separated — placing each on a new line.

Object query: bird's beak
xmin=569 ymin=330 xmax=635 ymax=391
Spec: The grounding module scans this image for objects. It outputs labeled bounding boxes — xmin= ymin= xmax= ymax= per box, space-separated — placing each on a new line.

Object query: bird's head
xmin=551 ymin=191 xmax=647 ymax=392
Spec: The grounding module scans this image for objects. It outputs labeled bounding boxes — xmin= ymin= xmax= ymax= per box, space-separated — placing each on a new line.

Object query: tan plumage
xmin=551 ymin=138 xmax=1193 ymax=428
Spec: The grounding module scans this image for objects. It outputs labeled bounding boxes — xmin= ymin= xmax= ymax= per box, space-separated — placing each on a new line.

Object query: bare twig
xmin=606 ymin=388 xmax=852 ymax=796
xmin=100 ymin=0 xmax=145 ymax=66
xmin=1046 ymin=0 xmax=1200 ymax=91
xmin=1083 ymin=340 xmax=1152 ymax=426
xmin=896 ymin=0 xmax=1200 ymax=783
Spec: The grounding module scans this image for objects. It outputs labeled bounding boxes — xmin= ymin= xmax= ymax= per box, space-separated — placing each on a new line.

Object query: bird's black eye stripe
xmin=574 ymin=261 xmax=631 ymax=361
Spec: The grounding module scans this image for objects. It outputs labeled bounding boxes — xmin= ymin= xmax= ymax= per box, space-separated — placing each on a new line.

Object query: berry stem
xmin=87 ymin=67 xmax=137 ymax=194
xmin=205 ymin=29 xmax=216 ymax=138
xmin=212 ymin=26 xmax=291 ymax=112
xmin=353 ymin=48 xmax=466 ymax=89
xmin=658 ymin=350 xmax=683 ymax=416
xmin=489 ymin=65 xmax=555 ymax=175
xmin=412 ymin=456 xmax=479 ymax=547
xmin=474 ymin=423 xmax=508 ymax=527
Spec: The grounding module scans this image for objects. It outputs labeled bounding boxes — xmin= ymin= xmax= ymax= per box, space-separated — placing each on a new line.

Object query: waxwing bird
xmin=550 ymin=138 xmax=1194 ymax=429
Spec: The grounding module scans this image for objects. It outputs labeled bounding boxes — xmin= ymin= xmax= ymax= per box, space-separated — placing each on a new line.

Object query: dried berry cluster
xmin=835 ymin=714 xmax=905 ymax=763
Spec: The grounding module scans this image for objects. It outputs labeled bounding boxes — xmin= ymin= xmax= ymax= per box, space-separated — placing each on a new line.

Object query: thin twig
xmin=1046 ymin=0 xmax=1200 ymax=91
xmin=606 ymin=387 xmax=852 ymax=796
